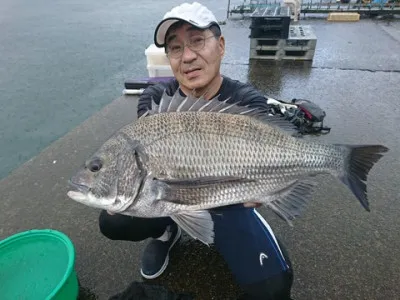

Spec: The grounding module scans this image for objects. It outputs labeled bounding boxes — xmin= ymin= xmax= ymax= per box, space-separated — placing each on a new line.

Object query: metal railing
xmin=228 ymin=0 xmax=400 ymax=16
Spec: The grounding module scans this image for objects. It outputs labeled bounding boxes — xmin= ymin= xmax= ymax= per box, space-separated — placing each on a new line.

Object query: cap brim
xmin=154 ymin=17 xmax=219 ymax=48
xmin=154 ymin=18 xmax=181 ymax=48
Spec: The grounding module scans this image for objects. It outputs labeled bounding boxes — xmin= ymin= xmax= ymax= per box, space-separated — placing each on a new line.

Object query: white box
xmin=145 ymin=44 xmax=170 ymax=66
xmin=146 ymin=64 xmax=174 ymax=78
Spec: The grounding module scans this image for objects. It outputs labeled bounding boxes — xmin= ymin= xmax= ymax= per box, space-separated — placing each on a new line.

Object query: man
xmin=99 ymin=2 xmax=294 ymax=299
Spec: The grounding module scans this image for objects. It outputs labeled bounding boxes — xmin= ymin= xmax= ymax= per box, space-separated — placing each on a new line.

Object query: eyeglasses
xmin=166 ymin=35 xmax=216 ymax=58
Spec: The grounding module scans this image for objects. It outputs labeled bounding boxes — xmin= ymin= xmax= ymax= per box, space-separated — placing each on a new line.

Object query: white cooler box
xmin=145 ymin=43 xmax=169 ymax=66
xmin=146 ymin=64 xmax=174 ymax=78
xmin=144 ymin=44 xmax=173 ymax=77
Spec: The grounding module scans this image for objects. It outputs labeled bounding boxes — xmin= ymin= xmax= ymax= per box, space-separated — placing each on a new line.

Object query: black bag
xmin=266 ymin=97 xmax=331 ymax=135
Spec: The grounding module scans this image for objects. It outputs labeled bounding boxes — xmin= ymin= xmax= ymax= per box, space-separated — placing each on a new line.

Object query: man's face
xmin=165 ymin=23 xmax=225 ymax=93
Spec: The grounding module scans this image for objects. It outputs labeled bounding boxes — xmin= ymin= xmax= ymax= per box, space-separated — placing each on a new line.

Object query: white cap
xmin=154 ymin=2 xmax=219 ymax=47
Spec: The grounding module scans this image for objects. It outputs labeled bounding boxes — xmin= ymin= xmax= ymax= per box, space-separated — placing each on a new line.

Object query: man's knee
xmin=98 ymin=210 xmax=148 ymax=241
xmin=98 ymin=210 xmax=173 ymax=241
xmin=240 ymin=238 xmax=294 ymax=300
xmin=98 ymin=210 xmax=122 ymax=240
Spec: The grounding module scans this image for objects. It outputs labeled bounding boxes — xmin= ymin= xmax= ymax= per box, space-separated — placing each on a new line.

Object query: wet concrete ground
xmin=1 ymin=18 xmax=400 ymax=300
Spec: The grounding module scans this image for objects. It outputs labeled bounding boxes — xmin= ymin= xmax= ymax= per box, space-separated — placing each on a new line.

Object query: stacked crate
xmin=249 ymin=6 xmax=291 ymax=40
xmin=249 ymin=7 xmax=317 ymax=61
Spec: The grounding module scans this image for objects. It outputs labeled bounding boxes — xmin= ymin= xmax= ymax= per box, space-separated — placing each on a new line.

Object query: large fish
xmin=67 ymin=90 xmax=389 ymax=245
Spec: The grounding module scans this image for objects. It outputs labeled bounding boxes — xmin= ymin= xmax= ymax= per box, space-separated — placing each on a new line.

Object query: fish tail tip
xmin=339 ymin=144 xmax=389 ymax=211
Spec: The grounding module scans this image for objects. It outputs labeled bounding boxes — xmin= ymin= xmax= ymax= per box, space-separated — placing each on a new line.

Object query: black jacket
xmin=137 ymin=76 xmax=270 ymax=117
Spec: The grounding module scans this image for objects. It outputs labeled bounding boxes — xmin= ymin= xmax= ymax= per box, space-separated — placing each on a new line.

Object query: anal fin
xmin=170 ymin=210 xmax=214 ymax=246
xmin=267 ymin=179 xmax=317 ymax=225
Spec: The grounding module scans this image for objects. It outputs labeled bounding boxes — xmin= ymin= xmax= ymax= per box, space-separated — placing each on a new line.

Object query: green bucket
xmin=0 ymin=229 xmax=79 ymax=300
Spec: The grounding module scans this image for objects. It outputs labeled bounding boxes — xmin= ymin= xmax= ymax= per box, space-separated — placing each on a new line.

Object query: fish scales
xmin=128 ymin=111 xmax=343 ymax=180
xmin=116 ymin=111 xmax=344 ymax=211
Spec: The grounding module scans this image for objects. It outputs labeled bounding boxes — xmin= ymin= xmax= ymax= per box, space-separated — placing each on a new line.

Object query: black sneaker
xmin=140 ymin=223 xmax=181 ymax=279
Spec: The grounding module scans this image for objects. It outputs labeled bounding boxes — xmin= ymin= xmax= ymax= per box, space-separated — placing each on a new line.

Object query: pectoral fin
xmin=170 ymin=210 xmax=215 ymax=246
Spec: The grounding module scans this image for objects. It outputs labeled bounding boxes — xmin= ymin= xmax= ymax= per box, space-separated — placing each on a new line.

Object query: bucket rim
xmin=0 ymin=229 xmax=76 ymax=299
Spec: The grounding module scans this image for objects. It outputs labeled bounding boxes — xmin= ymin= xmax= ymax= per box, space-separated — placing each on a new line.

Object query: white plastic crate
xmin=146 ymin=64 xmax=174 ymax=78
xmin=145 ymin=44 xmax=170 ymax=66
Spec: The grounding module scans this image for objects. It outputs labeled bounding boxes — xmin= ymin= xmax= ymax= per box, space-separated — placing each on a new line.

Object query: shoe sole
xmin=140 ymin=226 xmax=182 ymax=280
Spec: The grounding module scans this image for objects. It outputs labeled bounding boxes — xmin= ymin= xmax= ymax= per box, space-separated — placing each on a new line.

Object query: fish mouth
xmin=68 ymin=179 xmax=90 ymax=194
xmin=67 ymin=179 xmax=91 ymax=202
xmin=66 ymin=179 xmax=114 ymax=210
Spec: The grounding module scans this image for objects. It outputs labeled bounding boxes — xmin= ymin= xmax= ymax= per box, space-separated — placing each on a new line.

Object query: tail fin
xmin=338 ymin=144 xmax=389 ymax=211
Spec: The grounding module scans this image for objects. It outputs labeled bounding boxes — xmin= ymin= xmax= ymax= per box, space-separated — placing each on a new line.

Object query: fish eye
xmin=88 ymin=157 xmax=103 ymax=172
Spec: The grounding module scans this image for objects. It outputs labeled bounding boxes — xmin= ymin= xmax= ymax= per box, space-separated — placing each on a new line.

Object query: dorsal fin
xmin=140 ymin=89 xmax=298 ymax=134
